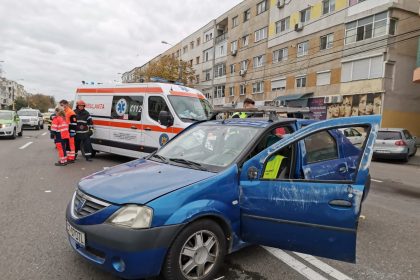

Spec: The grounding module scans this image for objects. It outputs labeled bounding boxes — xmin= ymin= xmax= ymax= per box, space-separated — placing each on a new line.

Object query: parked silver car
xmin=373 ymin=128 xmax=417 ymax=162
xmin=17 ymin=108 xmax=44 ymax=130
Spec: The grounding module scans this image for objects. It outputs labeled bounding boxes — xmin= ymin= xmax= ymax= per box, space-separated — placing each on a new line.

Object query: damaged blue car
xmin=66 ymin=115 xmax=380 ymax=280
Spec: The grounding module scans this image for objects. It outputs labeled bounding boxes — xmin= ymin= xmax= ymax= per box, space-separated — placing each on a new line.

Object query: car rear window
xmin=377 ymin=131 xmax=402 ymax=140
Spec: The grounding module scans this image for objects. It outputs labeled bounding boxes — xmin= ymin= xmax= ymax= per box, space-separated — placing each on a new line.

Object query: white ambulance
xmin=74 ymin=83 xmax=213 ymax=158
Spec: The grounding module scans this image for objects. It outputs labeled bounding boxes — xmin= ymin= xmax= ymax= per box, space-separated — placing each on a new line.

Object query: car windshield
xmin=377 ymin=131 xmax=402 ymax=140
xmin=18 ymin=111 xmax=37 ymax=116
xmin=155 ymin=123 xmax=260 ymax=170
xmin=167 ymin=96 xmax=213 ymax=122
xmin=0 ymin=112 xmax=13 ymax=120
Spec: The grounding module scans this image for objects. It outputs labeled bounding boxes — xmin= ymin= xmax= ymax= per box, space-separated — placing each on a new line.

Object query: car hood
xmin=0 ymin=120 xmax=13 ymax=124
xmin=78 ymin=159 xmax=215 ymax=205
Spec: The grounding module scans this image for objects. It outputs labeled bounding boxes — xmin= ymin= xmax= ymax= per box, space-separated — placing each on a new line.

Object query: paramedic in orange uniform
xmin=59 ymin=99 xmax=77 ymax=162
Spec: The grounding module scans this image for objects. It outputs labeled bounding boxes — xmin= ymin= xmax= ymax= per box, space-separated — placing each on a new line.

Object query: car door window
xmin=148 ymin=96 xmax=170 ymax=123
xmin=403 ymin=130 xmax=412 ymax=140
xmin=304 ymin=130 xmax=338 ymax=163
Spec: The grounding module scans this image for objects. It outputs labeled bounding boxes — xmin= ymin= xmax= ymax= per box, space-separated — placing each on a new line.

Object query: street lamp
xmin=162 ymin=40 xmax=182 ymax=82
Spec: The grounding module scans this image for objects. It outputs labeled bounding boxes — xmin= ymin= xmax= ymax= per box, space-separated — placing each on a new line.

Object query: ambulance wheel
xmin=162 ymin=219 xmax=226 ymax=280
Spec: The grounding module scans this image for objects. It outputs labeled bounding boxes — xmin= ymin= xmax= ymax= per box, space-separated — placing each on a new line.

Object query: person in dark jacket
xmin=74 ymin=100 xmax=94 ymax=161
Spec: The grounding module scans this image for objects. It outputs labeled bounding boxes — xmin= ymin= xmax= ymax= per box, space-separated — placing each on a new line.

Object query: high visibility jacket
xmin=74 ymin=108 xmax=93 ymax=135
xmin=232 ymin=112 xmax=249 ymax=119
xmin=64 ymin=108 xmax=77 ymax=136
xmin=263 ymin=155 xmax=285 ymax=179
xmin=51 ymin=116 xmax=70 ymax=140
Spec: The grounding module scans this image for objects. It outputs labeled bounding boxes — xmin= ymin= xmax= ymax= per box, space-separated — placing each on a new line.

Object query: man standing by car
xmin=74 ymin=100 xmax=94 ymax=161
xmin=232 ymin=98 xmax=256 ymax=118
xmin=59 ymin=99 xmax=77 ymax=162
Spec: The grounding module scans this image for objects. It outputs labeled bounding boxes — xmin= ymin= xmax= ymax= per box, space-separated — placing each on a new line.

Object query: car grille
xmin=73 ymin=190 xmax=110 ymax=218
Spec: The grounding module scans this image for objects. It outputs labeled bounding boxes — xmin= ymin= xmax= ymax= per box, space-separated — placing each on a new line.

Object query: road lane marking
xmin=371 ymin=179 xmax=383 ymax=183
xmin=19 ymin=142 xmax=33 ymax=150
xmin=42 ymin=132 xmax=47 ymax=136
xmin=262 ymin=247 xmax=329 ymax=280
xmin=294 ymin=252 xmax=353 ymax=280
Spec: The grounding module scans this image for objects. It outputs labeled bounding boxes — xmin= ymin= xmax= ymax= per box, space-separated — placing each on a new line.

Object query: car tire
xmin=91 ymin=150 xmax=97 ymax=158
xmin=162 ymin=219 xmax=227 ymax=280
xmin=41 ymin=123 xmax=44 ymax=129
xmin=11 ymin=128 xmax=16 ymax=139
xmin=35 ymin=124 xmax=40 ymax=130
xmin=18 ymin=128 xmax=23 ymax=137
xmin=402 ymin=153 xmax=409 ymax=163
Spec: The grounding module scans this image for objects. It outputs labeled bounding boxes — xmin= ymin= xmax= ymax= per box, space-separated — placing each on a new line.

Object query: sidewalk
xmin=408 ymin=148 xmax=420 ymax=166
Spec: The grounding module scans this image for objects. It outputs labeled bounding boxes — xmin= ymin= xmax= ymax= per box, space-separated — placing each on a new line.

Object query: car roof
xmin=205 ymin=117 xmax=297 ymax=128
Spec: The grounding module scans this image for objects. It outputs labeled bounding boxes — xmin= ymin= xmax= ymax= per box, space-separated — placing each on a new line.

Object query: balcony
xmin=215 ymin=33 xmax=227 ymax=44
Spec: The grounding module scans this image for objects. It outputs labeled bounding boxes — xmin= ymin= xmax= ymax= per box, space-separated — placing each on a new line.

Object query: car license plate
xmin=67 ymin=221 xmax=85 ymax=247
xmin=376 ymin=150 xmax=390 ymax=154
xmin=22 ymin=119 xmax=29 ymax=123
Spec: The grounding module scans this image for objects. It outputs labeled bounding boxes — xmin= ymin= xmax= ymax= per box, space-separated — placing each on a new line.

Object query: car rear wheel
xmin=162 ymin=220 xmax=227 ymax=280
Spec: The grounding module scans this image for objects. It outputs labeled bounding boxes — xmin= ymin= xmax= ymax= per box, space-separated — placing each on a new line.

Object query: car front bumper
xmin=0 ymin=126 xmax=14 ymax=136
xmin=65 ymin=204 xmax=183 ymax=279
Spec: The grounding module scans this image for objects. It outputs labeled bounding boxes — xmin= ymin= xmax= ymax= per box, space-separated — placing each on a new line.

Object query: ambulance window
xmin=149 ymin=96 xmax=170 ymax=122
xmin=111 ymin=96 xmax=143 ymax=121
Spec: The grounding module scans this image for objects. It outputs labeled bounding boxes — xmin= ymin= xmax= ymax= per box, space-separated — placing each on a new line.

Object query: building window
xmin=349 ymin=0 xmax=367 ymax=6
xmin=345 ymin=12 xmax=392 ymax=44
xmin=203 ymin=48 xmax=212 ymax=62
xmin=183 ymin=46 xmax=188 ymax=54
xmin=219 ymin=45 xmax=226 ymax=56
xmin=316 ymin=71 xmax=331 ymax=86
xmin=231 ymin=40 xmax=238 ymax=53
xmin=341 ymin=56 xmax=384 ymax=82
xmin=322 ymin=0 xmax=335 ymax=15
xmin=214 ymin=85 xmax=225 ymax=98
xmin=196 ymin=56 xmax=200 ymax=64
xmin=271 ymin=78 xmax=286 ymax=91
xmin=255 ymin=27 xmax=268 ymax=42
xmin=214 ymin=63 xmax=226 ymax=78
xmin=232 ymin=16 xmax=238 ymax=28
xmin=253 ymin=55 xmax=265 ymax=68
xmin=240 ymin=60 xmax=248 ymax=71
xmin=242 ymin=35 xmax=249 ymax=47
xmin=204 ymin=69 xmax=212 ymax=81
xmin=389 ymin=18 xmax=397 ymax=35
xmin=195 ymin=75 xmax=200 ymax=83
xmin=320 ymin=33 xmax=334 ymax=50
xmin=253 ymin=81 xmax=264 ymax=94
xmin=273 ymin=47 xmax=288 ymax=63
xmin=189 ymin=60 xmax=193 ymax=67
xmin=244 ymin=9 xmax=251 ymax=22
xmin=230 ymin=64 xmax=235 ymax=74
xmin=205 ymin=32 xmax=213 ymax=42
xmin=229 ymin=86 xmax=235 ymax=96
xmin=300 ymin=8 xmax=311 ymax=23
xmin=275 ymin=17 xmax=290 ymax=33
xmin=197 ymin=37 xmax=201 ymax=46
xmin=190 ymin=41 xmax=194 ymax=49
xmin=240 ymin=84 xmax=246 ymax=95
xmin=297 ymin=41 xmax=309 ymax=57
xmin=257 ymin=0 xmax=267 ymax=15
xmin=296 ymin=76 xmax=307 ymax=88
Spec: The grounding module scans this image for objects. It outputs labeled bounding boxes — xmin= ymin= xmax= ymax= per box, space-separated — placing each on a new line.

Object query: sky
xmin=0 ymin=0 xmax=243 ymax=101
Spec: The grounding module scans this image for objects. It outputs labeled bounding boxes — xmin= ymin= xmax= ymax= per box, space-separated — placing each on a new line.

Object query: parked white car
xmin=17 ymin=108 xmax=44 ymax=130
xmin=0 ymin=110 xmax=23 ymax=139
xmin=339 ymin=127 xmax=364 ymax=147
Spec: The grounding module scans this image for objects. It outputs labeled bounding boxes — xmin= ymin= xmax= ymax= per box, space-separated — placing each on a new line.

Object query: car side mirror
xmin=158 ymin=111 xmax=174 ymax=127
xmin=247 ymin=166 xmax=259 ymax=180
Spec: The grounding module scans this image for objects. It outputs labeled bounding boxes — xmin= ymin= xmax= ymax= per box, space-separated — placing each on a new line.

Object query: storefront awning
xmin=273 ymin=92 xmax=313 ymax=102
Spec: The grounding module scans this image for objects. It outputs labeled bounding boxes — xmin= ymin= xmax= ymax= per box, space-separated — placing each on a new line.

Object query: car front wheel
xmin=11 ymin=128 xmax=17 ymax=139
xmin=162 ymin=220 xmax=227 ymax=280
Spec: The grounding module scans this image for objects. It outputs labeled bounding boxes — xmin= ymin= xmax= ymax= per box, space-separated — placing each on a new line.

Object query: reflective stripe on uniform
xmin=263 ymin=155 xmax=285 ymax=179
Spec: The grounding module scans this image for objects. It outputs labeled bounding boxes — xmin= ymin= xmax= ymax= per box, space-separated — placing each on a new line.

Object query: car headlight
xmin=107 ymin=205 xmax=153 ymax=229
xmin=3 ymin=123 xmax=12 ymax=127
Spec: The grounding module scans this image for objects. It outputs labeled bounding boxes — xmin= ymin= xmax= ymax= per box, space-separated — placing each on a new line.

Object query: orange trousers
xmin=56 ymin=142 xmax=67 ymax=163
xmin=65 ymin=137 xmax=76 ymax=160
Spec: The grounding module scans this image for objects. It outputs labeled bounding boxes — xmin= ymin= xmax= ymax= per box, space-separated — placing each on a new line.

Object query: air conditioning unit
xmin=324 ymin=95 xmax=343 ymax=104
xmin=239 ymin=69 xmax=247 ymax=76
xmin=277 ymin=0 xmax=285 ymax=9
xmin=294 ymin=22 xmax=304 ymax=32
xmin=231 ymin=50 xmax=237 ymax=56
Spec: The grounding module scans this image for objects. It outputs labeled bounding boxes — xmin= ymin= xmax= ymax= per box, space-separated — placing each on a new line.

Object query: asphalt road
xmin=0 ymin=129 xmax=419 ymax=280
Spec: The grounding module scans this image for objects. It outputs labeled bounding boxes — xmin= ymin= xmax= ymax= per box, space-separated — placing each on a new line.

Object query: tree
xmin=137 ymin=55 xmax=197 ymax=86
xmin=27 ymin=94 xmax=56 ymax=112
xmin=14 ymin=96 xmax=28 ymax=111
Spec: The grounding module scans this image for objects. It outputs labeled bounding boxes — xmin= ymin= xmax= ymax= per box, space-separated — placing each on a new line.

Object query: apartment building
xmin=124 ymin=0 xmax=420 ymax=135
xmin=0 ymin=78 xmax=27 ymax=109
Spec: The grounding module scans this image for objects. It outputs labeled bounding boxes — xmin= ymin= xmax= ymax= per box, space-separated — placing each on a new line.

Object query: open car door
xmin=239 ymin=116 xmax=380 ymax=262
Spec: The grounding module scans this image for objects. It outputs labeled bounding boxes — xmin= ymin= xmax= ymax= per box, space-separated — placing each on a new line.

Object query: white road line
xmin=19 ymin=142 xmax=33 ymax=150
xmin=42 ymin=132 xmax=47 ymax=136
xmin=262 ymin=247 xmax=329 ymax=280
xmin=371 ymin=179 xmax=383 ymax=183
xmin=294 ymin=252 xmax=353 ymax=280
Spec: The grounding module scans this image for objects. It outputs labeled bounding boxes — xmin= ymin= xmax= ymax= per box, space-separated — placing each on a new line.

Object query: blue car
xmin=66 ymin=115 xmax=380 ymax=280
